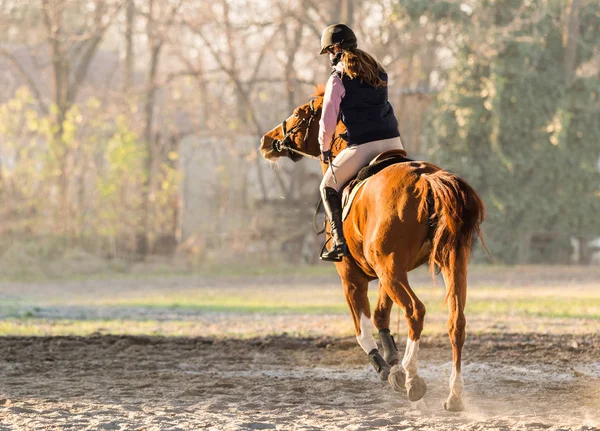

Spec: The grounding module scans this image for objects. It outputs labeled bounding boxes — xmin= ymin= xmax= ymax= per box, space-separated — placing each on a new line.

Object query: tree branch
xmin=68 ymin=0 xmax=126 ymax=103
xmin=0 ymin=46 xmax=49 ymax=115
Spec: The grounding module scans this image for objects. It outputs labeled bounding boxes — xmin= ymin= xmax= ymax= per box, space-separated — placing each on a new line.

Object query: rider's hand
xmin=321 ymin=150 xmax=333 ymax=164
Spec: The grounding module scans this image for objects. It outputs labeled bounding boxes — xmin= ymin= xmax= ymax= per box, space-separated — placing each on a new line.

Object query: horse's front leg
xmin=338 ymin=268 xmax=391 ymax=382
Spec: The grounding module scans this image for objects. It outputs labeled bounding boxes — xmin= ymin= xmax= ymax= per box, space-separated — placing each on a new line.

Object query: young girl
xmin=318 ymin=23 xmax=404 ymax=261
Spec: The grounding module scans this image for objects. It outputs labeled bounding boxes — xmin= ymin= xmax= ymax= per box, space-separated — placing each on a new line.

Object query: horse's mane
xmin=313 ymin=84 xmax=326 ymax=98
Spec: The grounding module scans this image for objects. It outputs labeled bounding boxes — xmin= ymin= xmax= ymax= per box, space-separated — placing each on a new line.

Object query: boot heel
xmin=320 ymin=243 xmax=349 ymax=261
xmin=338 ymin=243 xmax=349 ymax=256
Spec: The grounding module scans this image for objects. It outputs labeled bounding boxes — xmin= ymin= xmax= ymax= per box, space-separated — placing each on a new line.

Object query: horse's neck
xmin=332 ymin=137 xmax=348 ymax=157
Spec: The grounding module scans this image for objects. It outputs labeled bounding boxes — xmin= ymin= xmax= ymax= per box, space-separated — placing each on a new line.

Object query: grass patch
xmin=135 ymin=303 xmax=347 ymax=315
xmin=465 ymin=296 xmax=600 ymax=319
xmin=0 ymin=318 xmax=356 ymax=338
xmin=1 ymin=265 xmax=600 ymax=337
xmin=0 ymin=261 xmax=339 ymax=283
xmin=0 ymin=319 xmax=204 ymax=337
xmin=73 ymin=287 xmax=349 ymax=313
xmin=34 ymin=284 xmax=600 ymax=320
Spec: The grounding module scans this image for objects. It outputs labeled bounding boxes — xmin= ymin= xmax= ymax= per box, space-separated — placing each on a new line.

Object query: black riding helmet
xmin=319 ymin=23 xmax=357 ymax=55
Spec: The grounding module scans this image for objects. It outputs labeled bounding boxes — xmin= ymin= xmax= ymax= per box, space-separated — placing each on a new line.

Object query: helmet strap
xmin=330 ymin=51 xmax=343 ymax=67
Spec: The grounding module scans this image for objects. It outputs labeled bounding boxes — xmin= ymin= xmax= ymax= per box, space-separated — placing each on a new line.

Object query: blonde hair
xmin=338 ymin=48 xmax=387 ymax=88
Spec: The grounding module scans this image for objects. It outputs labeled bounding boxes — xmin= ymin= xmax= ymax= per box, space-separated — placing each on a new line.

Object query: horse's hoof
xmin=406 ymin=376 xmax=427 ymax=402
xmin=387 ymin=364 xmax=406 ymax=392
xmin=379 ymin=364 xmax=391 ymax=381
xmin=443 ymin=396 xmax=464 ymax=412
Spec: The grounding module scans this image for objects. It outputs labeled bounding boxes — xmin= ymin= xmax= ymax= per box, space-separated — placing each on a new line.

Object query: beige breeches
xmin=320 ymin=136 xmax=404 ymax=193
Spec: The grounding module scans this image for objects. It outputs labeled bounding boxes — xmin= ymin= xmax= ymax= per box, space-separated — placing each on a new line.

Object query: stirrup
xmin=320 ymin=241 xmax=349 ymax=262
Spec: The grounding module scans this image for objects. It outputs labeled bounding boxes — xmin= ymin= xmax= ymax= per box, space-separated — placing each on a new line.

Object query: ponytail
xmin=339 ymin=48 xmax=387 ymax=88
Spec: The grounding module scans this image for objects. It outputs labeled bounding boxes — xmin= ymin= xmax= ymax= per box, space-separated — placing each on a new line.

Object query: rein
xmin=313 ymin=197 xmax=325 ymax=235
xmin=273 ymin=141 xmax=320 ymax=161
xmin=271 ymin=99 xmax=343 ymax=235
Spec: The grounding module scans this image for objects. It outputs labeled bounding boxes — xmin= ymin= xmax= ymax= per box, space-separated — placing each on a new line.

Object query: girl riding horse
xmin=259 ymin=25 xmax=486 ymax=412
xmin=317 ymin=23 xmax=405 ymax=262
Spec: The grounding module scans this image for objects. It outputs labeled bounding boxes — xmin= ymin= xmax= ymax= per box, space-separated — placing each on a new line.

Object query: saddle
xmin=341 ymin=149 xmax=412 ymax=221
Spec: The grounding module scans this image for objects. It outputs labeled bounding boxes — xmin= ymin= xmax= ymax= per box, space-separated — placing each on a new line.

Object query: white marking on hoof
xmin=444 ymin=396 xmax=465 ymax=412
xmin=402 ymin=338 xmax=420 ymax=379
xmin=402 ymin=338 xmax=426 ymax=401
xmin=356 ymin=313 xmax=377 ymax=354
xmin=445 ymin=370 xmax=464 ymax=411
xmin=449 ymin=370 xmax=463 ymax=397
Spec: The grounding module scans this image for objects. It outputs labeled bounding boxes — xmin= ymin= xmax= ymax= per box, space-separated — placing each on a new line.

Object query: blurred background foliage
xmin=426 ymin=0 xmax=600 ymax=263
xmin=0 ymin=0 xmax=598 ymax=275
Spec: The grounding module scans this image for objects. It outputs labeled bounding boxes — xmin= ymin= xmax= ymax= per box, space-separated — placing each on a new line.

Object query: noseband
xmin=272 ymin=99 xmax=320 ymax=161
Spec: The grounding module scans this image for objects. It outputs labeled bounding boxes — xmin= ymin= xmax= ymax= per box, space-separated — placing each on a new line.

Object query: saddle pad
xmin=342 ymin=178 xmax=369 ymax=221
xmin=341 ymin=153 xmax=413 ymax=221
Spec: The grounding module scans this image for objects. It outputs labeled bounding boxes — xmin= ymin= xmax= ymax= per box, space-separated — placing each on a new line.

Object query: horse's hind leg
xmin=373 ymin=285 xmax=405 ymax=391
xmin=379 ymin=270 xmax=427 ymax=402
xmin=338 ymin=265 xmax=391 ymax=381
xmin=440 ymin=246 xmax=469 ymax=412
xmin=373 ymin=285 xmax=401 ymax=366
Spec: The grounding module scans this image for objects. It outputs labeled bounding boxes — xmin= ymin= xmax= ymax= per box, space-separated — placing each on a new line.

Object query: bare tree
xmin=133 ymin=0 xmax=184 ymax=256
xmin=123 ymin=0 xmax=135 ymax=90
xmin=181 ymin=0 xmax=287 ymax=201
xmin=563 ymin=0 xmax=581 ymax=86
xmin=39 ymin=0 xmax=121 ymax=237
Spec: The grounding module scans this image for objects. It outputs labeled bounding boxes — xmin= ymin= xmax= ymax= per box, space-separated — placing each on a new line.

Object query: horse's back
xmin=359 ymin=161 xmax=439 ymax=214
xmin=346 ymin=162 xmax=437 ymax=271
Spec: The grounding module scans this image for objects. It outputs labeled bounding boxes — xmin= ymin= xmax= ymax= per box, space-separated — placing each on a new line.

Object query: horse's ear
xmin=313 ymin=84 xmax=326 ymax=98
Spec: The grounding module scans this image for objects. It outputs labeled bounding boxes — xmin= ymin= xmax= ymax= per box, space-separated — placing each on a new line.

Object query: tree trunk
xmin=41 ymin=0 xmax=109 ymax=240
xmin=563 ymin=0 xmax=580 ymax=87
xmin=517 ymin=231 xmax=532 ymax=264
xmin=341 ymin=0 xmax=353 ymax=26
xmin=124 ymin=0 xmax=135 ymax=90
xmin=42 ymin=0 xmax=70 ymax=236
xmin=139 ymin=0 xmax=163 ymax=258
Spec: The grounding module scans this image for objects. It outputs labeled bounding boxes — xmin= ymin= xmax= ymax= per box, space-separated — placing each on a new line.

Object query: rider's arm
xmin=318 ymin=74 xmax=345 ymax=153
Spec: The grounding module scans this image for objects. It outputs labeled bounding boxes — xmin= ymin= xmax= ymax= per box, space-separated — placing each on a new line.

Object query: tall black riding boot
xmin=320 ymin=187 xmax=350 ymax=262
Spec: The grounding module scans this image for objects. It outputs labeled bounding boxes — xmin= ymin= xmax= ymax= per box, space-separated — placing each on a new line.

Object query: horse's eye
xmin=293 ymin=112 xmax=299 ymax=118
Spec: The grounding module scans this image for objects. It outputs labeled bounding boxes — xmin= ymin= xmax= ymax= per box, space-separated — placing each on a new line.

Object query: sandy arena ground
xmin=0 ymin=267 xmax=599 ymax=430
xmin=0 ymin=334 xmax=599 ymax=430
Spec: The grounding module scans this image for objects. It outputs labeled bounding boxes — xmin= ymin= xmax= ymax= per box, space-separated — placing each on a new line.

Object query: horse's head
xmin=259 ymin=88 xmax=325 ymax=163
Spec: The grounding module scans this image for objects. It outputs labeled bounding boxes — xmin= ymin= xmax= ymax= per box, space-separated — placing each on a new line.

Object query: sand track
xmin=0 ymin=333 xmax=599 ymax=430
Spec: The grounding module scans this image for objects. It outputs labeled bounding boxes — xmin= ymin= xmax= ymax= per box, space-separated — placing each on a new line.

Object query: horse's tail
xmin=415 ymin=169 xmax=488 ymax=276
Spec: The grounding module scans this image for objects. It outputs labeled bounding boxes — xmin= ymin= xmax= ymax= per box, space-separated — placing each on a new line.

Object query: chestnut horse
xmin=259 ymin=89 xmax=485 ymax=411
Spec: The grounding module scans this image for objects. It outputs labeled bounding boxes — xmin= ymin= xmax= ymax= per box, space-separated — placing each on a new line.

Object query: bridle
xmin=272 ymin=99 xmax=321 ymax=161
xmin=269 ymin=98 xmax=345 ymax=235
